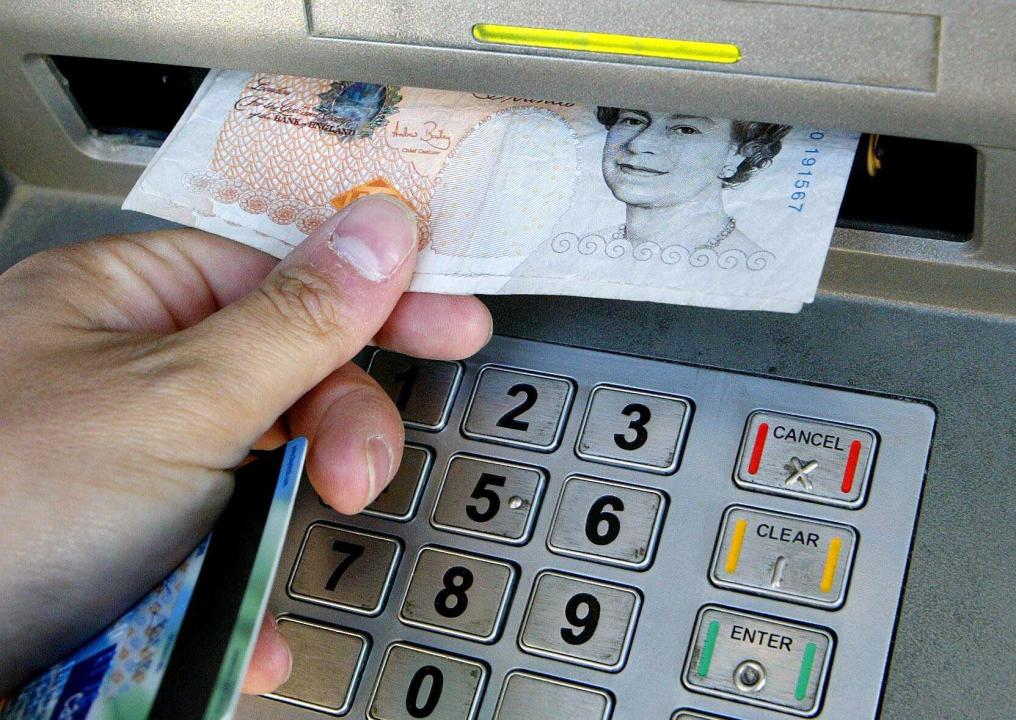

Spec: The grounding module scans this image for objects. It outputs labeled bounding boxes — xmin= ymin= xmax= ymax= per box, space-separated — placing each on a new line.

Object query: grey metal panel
xmin=311 ymin=1 xmax=942 ymax=91
xmin=1 ymin=1 xmax=1013 ymax=147
xmin=238 ymin=334 xmax=934 ymax=719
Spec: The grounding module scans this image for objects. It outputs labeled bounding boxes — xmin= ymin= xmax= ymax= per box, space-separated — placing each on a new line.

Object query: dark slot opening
xmin=49 ymin=56 xmax=977 ymax=241
xmin=51 ymin=56 xmax=208 ymax=146
xmin=836 ymin=134 xmax=977 ymax=241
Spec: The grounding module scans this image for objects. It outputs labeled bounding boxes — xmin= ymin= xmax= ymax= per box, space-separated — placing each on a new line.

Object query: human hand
xmin=0 ymin=195 xmax=491 ymax=695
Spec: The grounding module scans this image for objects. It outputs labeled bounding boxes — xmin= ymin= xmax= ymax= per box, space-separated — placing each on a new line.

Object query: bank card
xmin=0 ymin=438 xmax=307 ymax=720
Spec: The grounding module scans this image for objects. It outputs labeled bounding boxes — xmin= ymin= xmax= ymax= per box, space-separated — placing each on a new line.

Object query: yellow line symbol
xmin=820 ymin=537 xmax=843 ymax=593
xmin=725 ymin=519 xmax=748 ymax=573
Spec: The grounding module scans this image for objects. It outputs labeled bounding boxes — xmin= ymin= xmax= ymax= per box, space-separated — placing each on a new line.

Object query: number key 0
xmin=368 ymin=643 xmax=487 ymax=720
xmin=548 ymin=476 xmax=667 ymax=570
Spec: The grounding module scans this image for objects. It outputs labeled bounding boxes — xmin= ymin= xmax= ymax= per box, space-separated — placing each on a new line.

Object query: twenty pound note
xmin=124 ymin=70 xmax=859 ymax=312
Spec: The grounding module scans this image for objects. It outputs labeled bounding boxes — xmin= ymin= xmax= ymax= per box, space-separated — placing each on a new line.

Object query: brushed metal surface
xmin=432 ymin=455 xmax=546 ymax=544
xmin=368 ymin=350 xmax=462 ymax=430
xmin=518 ymin=571 xmax=641 ymax=672
xmin=710 ymin=506 xmax=856 ymax=609
xmin=240 ymin=335 xmax=935 ymax=719
xmin=288 ymin=524 xmax=401 ymax=616
xmin=462 ymin=366 xmax=574 ymax=451
xmin=264 ymin=618 xmax=368 ymax=715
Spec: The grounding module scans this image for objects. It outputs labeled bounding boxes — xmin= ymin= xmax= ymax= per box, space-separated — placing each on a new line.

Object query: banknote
xmin=124 ymin=70 xmax=859 ymax=312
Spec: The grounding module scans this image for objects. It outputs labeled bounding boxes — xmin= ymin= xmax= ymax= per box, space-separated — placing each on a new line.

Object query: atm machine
xmin=0 ymin=2 xmax=1013 ymax=719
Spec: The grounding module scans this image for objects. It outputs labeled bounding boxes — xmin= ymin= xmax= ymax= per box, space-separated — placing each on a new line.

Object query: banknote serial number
xmin=787 ymin=131 xmax=828 ymax=213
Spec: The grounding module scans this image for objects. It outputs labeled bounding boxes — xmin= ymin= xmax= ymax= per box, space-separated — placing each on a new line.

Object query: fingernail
xmin=327 ymin=194 xmax=417 ymax=281
xmin=364 ymin=435 xmax=393 ymax=508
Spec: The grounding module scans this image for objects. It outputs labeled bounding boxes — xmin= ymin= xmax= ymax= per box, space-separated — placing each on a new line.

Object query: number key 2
xmin=462 ymin=366 xmax=574 ymax=451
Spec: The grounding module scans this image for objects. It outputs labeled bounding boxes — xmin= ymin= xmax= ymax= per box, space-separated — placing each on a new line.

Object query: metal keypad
xmin=547 ymin=476 xmax=666 ymax=570
xmin=493 ymin=671 xmax=613 ymax=720
xmin=364 ymin=444 xmax=432 ymax=521
xmin=576 ymin=385 xmax=690 ymax=473
xmin=684 ymin=607 xmax=833 ymax=716
xmin=368 ymin=350 xmax=461 ymax=430
xmin=288 ymin=524 xmax=401 ymax=615
xmin=431 ymin=455 xmax=545 ymax=544
xmin=244 ymin=336 xmax=935 ymax=720
xmin=736 ymin=411 xmax=877 ymax=508
xmin=367 ymin=643 xmax=487 ymax=720
xmin=518 ymin=571 xmax=641 ymax=671
xmin=399 ymin=547 xmax=516 ymax=642
xmin=462 ymin=366 xmax=574 ymax=450
xmin=265 ymin=617 xmax=368 ymax=715
xmin=711 ymin=506 xmax=857 ymax=608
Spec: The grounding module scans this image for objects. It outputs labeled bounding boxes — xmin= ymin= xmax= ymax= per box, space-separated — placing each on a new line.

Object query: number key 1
xmin=548 ymin=476 xmax=667 ymax=570
xmin=368 ymin=350 xmax=462 ymax=430
xmin=519 ymin=571 xmax=641 ymax=671
xmin=576 ymin=385 xmax=691 ymax=473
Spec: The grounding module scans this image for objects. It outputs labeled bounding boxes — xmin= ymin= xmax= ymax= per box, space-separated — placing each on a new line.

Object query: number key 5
xmin=431 ymin=455 xmax=546 ymax=544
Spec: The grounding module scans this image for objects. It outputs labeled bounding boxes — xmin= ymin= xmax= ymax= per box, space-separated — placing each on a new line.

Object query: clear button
xmin=711 ymin=506 xmax=857 ymax=608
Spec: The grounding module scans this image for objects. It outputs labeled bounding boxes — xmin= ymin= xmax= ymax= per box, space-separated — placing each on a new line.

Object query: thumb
xmin=166 ymin=193 xmax=418 ymax=450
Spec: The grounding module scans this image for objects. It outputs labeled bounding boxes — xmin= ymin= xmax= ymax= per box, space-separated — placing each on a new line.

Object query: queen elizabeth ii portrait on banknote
xmin=594 ymin=107 xmax=791 ymax=255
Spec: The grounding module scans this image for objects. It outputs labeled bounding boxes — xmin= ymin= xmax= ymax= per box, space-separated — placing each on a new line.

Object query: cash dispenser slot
xmin=48 ymin=56 xmax=977 ymax=243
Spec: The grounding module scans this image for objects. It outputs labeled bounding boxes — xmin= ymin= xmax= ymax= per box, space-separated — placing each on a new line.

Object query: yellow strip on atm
xmin=472 ymin=25 xmax=742 ymax=64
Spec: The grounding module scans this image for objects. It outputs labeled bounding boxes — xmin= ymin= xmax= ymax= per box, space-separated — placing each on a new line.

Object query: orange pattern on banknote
xmin=195 ymin=74 xmax=434 ymax=240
